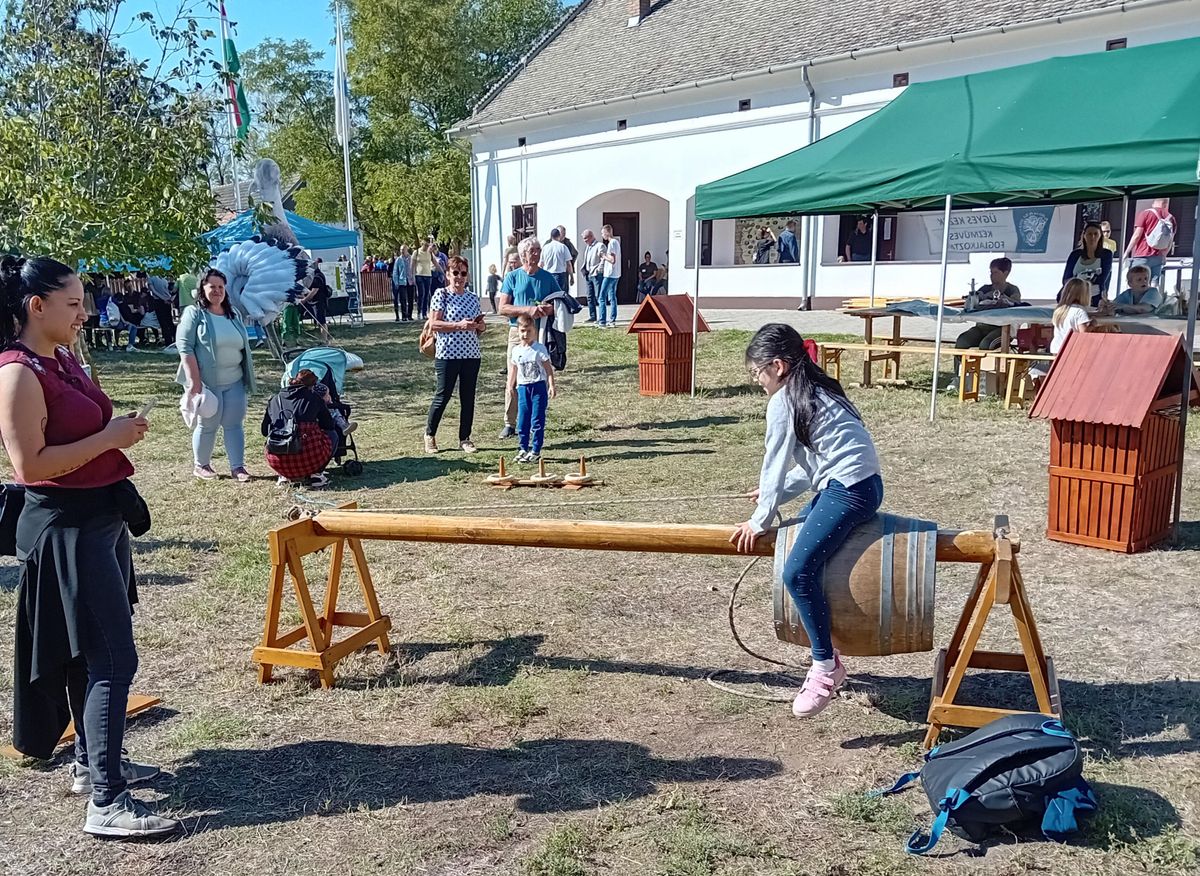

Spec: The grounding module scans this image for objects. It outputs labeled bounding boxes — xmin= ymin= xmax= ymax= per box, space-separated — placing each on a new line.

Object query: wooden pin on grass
xmin=486 ymin=456 xmax=517 ymax=488
xmin=529 ymin=457 xmax=563 ymax=486
xmin=564 ymin=455 xmax=596 ymax=488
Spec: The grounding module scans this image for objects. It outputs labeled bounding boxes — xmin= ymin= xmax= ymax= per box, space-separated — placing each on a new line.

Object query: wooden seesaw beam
xmin=308 ymin=511 xmax=1006 ymax=564
xmin=258 ymin=510 xmax=1052 ymax=750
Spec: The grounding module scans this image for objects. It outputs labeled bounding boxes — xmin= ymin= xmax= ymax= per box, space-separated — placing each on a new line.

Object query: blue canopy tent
xmin=202 ymin=210 xmax=360 ymax=253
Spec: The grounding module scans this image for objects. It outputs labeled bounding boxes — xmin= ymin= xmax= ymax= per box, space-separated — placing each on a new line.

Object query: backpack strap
xmin=906 ymin=787 xmax=970 ymax=855
xmin=1041 ymin=779 xmax=1097 ymax=841
xmin=870 ymin=770 xmax=922 ymax=798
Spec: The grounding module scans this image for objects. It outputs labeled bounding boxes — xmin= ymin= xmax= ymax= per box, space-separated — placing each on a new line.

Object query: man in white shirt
xmin=579 ymin=228 xmax=604 ymax=323
xmin=539 ymin=227 xmax=572 ymax=292
xmin=599 ymin=224 xmax=622 ymax=328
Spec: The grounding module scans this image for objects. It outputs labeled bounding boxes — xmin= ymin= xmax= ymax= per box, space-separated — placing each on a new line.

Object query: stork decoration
xmin=211 ymin=159 xmax=312 ymax=359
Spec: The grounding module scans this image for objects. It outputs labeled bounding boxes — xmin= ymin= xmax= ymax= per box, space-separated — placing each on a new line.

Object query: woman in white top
xmin=730 ymin=324 xmax=883 ymax=719
xmin=176 ymin=270 xmax=257 ymax=481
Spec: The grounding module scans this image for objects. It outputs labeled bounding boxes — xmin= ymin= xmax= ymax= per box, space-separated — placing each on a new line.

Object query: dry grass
xmin=0 ymin=317 xmax=1197 ymax=876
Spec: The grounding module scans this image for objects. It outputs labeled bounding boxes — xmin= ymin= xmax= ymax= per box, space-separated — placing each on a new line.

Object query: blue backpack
xmin=876 ymin=713 xmax=1097 ymax=854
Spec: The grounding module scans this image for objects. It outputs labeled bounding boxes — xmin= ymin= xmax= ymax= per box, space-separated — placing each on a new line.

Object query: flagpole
xmin=335 ymin=1 xmax=361 ymax=322
xmin=219 ymin=3 xmax=242 ymax=211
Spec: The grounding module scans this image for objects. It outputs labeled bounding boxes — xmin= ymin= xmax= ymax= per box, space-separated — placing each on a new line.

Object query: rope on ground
xmin=287 ymin=491 xmax=753 ymax=516
xmin=705 ymin=555 xmax=809 ymax=703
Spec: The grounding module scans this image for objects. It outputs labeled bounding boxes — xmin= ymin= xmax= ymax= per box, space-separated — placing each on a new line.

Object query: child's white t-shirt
xmin=511 ymin=342 xmax=551 ymax=385
xmin=1051 ymin=306 xmax=1091 ymax=355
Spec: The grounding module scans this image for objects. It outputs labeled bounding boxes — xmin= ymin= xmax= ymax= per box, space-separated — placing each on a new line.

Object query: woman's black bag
xmin=875 ymin=713 xmax=1097 ymax=854
xmin=266 ymin=416 xmax=301 ymax=455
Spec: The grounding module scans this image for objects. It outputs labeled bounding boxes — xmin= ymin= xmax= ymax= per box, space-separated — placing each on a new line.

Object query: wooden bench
xmin=817 ymin=342 xmax=1054 ymax=408
xmin=841 ymin=295 xmax=966 ymax=309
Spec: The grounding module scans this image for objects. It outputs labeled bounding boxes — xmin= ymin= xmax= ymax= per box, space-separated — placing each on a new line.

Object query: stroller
xmin=281 ymin=346 xmax=365 ymax=476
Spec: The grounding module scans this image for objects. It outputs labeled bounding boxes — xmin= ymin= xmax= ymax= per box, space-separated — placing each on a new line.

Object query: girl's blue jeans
xmin=782 ymin=474 xmax=884 ymax=662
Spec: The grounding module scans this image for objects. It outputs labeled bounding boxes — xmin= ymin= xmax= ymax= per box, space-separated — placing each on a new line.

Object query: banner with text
xmin=923 ymin=207 xmax=1056 ymax=255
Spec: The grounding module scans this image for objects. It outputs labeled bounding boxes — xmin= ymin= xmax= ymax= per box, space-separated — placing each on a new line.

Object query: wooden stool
xmin=1004 ymin=359 xmax=1036 ymax=410
xmin=253 ymin=502 xmax=392 ymax=688
xmin=958 ymin=354 xmax=983 ymax=403
xmin=819 ymin=345 xmax=843 ymax=381
xmin=924 ymin=516 xmax=1059 ymax=749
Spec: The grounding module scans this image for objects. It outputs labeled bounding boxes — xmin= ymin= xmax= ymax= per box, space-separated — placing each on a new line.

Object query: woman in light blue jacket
xmin=176 ymin=269 xmax=257 ymax=481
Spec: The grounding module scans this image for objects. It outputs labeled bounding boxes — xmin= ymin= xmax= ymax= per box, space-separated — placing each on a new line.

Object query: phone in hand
xmin=137 ymin=399 xmax=156 ymax=419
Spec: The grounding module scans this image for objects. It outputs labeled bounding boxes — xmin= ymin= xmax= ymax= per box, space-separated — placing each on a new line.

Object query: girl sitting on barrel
xmin=731 ymin=323 xmax=883 ymax=718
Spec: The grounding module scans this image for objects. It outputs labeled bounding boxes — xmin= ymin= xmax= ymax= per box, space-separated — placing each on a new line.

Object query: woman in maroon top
xmin=0 ymin=257 xmax=177 ymax=839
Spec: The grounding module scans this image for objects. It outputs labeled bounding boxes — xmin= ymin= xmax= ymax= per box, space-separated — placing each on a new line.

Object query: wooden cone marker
xmin=530 ymin=457 xmax=562 ymax=486
xmin=565 ymin=454 xmax=595 ymax=487
xmin=486 ymin=456 xmax=516 ymax=486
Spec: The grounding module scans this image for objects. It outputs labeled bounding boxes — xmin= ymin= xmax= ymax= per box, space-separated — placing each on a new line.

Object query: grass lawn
xmin=1 ymin=317 xmax=1198 ymax=876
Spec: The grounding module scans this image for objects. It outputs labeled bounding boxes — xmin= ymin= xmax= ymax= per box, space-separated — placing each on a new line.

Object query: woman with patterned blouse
xmin=424 ymin=255 xmax=486 ymax=454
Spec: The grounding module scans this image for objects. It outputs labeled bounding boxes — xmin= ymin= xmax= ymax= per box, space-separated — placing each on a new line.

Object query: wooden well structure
xmin=1030 ymin=332 xmax=1200 ymax=553
xmin=626 ymin=295 xmax=708 ymax=396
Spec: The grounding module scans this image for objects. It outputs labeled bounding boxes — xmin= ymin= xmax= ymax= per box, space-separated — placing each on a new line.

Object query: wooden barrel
xmin=773 ymin=513 xmax=937 ymax=656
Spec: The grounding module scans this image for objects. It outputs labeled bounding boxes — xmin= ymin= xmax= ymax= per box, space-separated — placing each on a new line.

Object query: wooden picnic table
xmin=841 ymin=305 xmax=1187 ymax=389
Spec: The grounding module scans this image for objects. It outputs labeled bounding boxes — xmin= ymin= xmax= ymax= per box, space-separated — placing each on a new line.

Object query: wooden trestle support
xmin=255 ymin=509 xmax=1057 ymax=746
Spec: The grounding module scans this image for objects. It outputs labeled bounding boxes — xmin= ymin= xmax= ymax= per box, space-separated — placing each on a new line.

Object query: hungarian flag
xmin=220 ymin=2 xmax=251 ymax=141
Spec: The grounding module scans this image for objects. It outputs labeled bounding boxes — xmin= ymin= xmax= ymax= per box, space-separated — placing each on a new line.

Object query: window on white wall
xmin=512 ymin=204 xmax=536 ymax=240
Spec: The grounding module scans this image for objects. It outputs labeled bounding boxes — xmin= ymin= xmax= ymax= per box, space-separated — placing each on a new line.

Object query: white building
xmin=451 ymin=0 xmax=1199 ymax=308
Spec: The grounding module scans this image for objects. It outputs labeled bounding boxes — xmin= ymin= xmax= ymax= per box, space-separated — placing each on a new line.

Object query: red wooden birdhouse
xmin=1029 ymin=332 xmax=1200 ymax=553
xmin=626 ymin=295 xmax=709 ymax=396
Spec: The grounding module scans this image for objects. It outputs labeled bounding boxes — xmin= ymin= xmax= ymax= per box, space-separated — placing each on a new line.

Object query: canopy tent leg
xmin=868 ymin=209 xmax=880 ymax=308
xmin=1114 ymin=192 xmax=1129 ymax=301
xmin=691 ymin=218 xmax=701 ymax=398
xmin=929 ymin=195 xmax=954 ymax=423
xmin=1172 ymin=183 xmax=1200 ymax=537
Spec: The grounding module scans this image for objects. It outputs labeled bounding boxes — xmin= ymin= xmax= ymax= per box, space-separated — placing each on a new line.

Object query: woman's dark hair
xmin=290 ymin=368 xmax=318 ymax=388
xmin=0 ymin=256 xmax=76 ymax=348
xmin=745 ymin=323 xmax=853 ymax=449
xmin=1079 ymin=222 xmax=1104 ymax=259
xmin=196 ymin=268 xmax=233 ymax=318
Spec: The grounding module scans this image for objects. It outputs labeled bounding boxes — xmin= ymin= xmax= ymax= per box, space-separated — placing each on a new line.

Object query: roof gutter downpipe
xmin=800 ymin=66 xmax=817 ymax=312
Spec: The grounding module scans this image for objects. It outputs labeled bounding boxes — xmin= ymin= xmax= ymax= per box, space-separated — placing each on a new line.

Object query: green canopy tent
xmin=692 ymin=36 xmax=1200 ymax=529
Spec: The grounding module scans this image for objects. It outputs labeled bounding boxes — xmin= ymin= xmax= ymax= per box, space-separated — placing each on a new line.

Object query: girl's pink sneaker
xmin=792 ymin=653 xmax=847 ymax=718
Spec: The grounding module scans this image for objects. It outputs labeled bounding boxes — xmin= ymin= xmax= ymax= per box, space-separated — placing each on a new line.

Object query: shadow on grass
xmin=133 ymin=536 xmax=218 ymax=554
xmin=847 ymin=673 xmax=1200 ymax=758
xmin=597 ymin=416 xmax=741 ymax=432
xmin=552 ymin=436 xmax=701 ymax=450
xmin=0 ymin=563 xmax=19 ymax=592
xmin=343 ymin=456 xmax=489 ymax=487
xmin=172 ymin=738 xmax=781 ymax=829
xmin=1163 ymin=520 xmax=1200 ymax=551
xmin=699 ymin=384 xmax=762 ymax=399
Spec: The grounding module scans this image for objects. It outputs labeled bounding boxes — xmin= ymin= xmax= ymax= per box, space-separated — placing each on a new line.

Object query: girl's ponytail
xmin=745 ymin=323 xmax=853 ymax=449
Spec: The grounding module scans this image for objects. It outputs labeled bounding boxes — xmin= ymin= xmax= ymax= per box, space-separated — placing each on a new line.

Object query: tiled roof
xmin=211 ymin=175 xmax=304 ymax=216
xmin=462 ymin=0 xmax=1144 ymax=129
xmin=1029 ymin=332 xmax=1199 ymax=427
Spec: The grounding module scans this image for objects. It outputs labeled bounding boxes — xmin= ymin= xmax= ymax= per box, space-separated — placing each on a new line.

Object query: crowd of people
xmin=82 ymin=273 xmax=179 ymax=352
xmin=947 ymin=198 xmax=1178 ymax=391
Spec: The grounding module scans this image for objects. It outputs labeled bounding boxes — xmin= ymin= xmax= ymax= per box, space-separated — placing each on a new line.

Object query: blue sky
xmin=118 ymin=1 xmax=338 ymax=71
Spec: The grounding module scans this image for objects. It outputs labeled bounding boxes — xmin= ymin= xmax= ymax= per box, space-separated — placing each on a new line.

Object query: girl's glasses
xmin=450 ymin=270 xmax=468 ymax=277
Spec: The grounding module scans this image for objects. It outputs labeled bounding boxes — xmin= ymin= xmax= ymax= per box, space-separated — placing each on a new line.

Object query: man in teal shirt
xmin=497 ymin=236 xmax=557 ymax=438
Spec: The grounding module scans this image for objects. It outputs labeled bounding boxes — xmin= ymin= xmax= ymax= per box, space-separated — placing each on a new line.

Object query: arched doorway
xmin=576 ymin=189 xmax=669 ymax=304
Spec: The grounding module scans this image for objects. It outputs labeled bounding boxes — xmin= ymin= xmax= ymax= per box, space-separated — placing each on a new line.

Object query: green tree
xmin=0 ymin=0 xmax=223 ymax=272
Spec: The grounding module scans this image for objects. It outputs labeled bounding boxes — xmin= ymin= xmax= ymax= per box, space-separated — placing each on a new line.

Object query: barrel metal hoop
xmin=923 ymin=518 xmax=937 ymax=647
xmin=906 ymin=516 xmax=921 ymax=651
xmin=878 ymin=514 xmax=895 ymax=652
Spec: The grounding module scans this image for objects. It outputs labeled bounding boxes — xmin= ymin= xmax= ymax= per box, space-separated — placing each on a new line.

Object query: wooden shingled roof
xmin=626 ymin=295 xmax=710 ymax=336
xmin=1029 ymin=332 xmax=1200 ymax=428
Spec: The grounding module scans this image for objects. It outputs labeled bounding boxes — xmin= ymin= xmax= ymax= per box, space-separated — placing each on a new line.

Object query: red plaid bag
xmin=265 ymin=420 xmax=332 ymax=481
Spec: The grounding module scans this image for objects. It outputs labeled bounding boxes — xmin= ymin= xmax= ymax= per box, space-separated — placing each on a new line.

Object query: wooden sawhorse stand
xmin=253 ymin=503 xmax=392 ymax=688
xmin=924 ymin=516 xmax=1060 ymax=749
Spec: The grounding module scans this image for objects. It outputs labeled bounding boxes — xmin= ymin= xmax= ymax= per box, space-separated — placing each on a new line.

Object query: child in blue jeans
xmin=508 ymin=314 xmax=557 ymax=463
xmin=730 ymin=323 xmax=883 ymax=719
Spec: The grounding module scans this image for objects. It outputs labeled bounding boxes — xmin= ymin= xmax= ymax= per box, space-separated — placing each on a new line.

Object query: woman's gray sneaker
xmin=83 ymin=790 xmax=179 ymax=838
xmin=71 ymin=758 xmax=160 ymax=795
